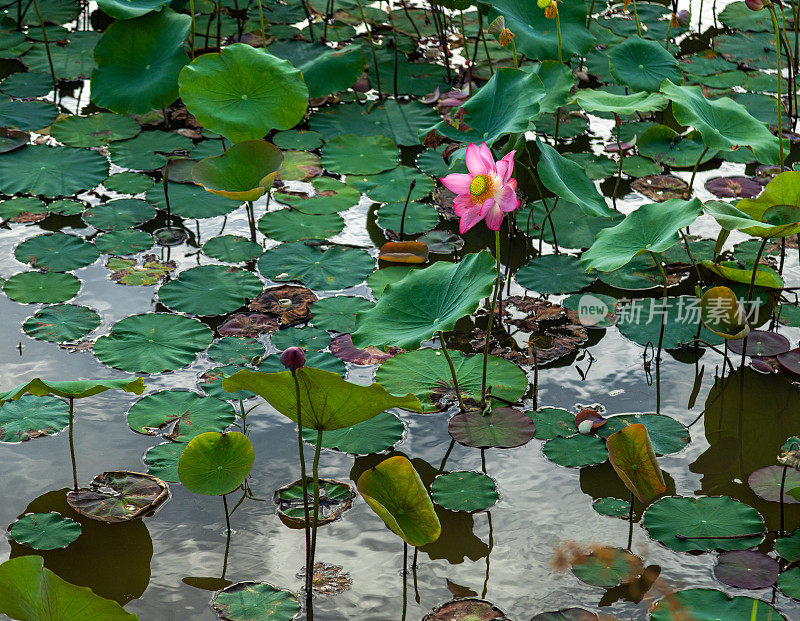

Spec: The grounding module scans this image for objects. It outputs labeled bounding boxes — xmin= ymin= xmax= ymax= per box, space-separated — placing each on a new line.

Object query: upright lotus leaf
xmin=222 ymin=367 xmax=422 ymax=430
xmin=0 ymin=556 xmax=137 ymax=620
xmin=179 ymin=43 xmax=309 ymax=143
xmin=660 ymin=80 xmax=783 ymax=165
xmin=96 ymin=0 xmax=168 ymax=19
xmin=537 ymin=140 xmax=613 ymax=218
xmin=606 ymin=423 xmax=666 ymax=504
xmin=356 ymin=455 xmax=441 ymax=546
xmin=91 ymin=9 xmax=191 ymax=115
xmin=574 ymin=90 xmax=669 ymax=115
xmin=192 ymin=140 xmax=283 ymax=201
xmin=580 ymin=198 xmax=703 ymax=272
xmin=483 ymin=0 xmax=595 ymax=60
xmin=0 ymin=377 xmax=145 ymax=402
xmin=426 ymin=68 xmax=546 ymax=145
xmin=526 ymin=61 xmax=574 ymax=114
xmin=275 ymin=42 xmax=366 ymax=99
xmin=609 ymin=37 xmax=682 ymax=92
xmin=699 ymin=287 xmax=750 ymax=339
xmin=178 ymin=431 xmax=254 ymax=496
xmin=351 ymin=251 xmax=496 ymax=350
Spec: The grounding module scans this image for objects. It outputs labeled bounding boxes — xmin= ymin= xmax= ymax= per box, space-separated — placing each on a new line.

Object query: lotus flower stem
xmin=355 ymin=0 xmax=382 ymax=96
xmin=399 ymin=0 xmax=422 ymax=38
xmin=480 ymin=14 xmax=494 ymax=75
xmin=31 ymin=0 xmax=56 ymax=92
xmin=768 ymin=4 xmax=785 ymax=170
xmin=627 ymin=491 xmax=635 ymax=551
xmin=556 ymin=13 xmax=563 ymax=62
xmin=254 ymin=0 xmax=267 ymax=49
xmin=586 ymin=0 xmax=596 ymax=27
xmin=189 ymin=0 xmax=196 ymax=58
xmin=215 ymin=0 xmax=221 ymax=52
xmin=222 ymin=493 xmax=231 ymax=536
xmin=438 ymin=332 xmax=467 ymax=411
xmin=246 ymin=201 xmax=256 ymax=242
xmin=323 ymin=0 xmax=333 ymax=39
xmin=679 ymin=230 xmax=703 ymax=283
xmin=780 ymin=463 xmax=789 ymax=536
xmin=747 ymin=238 xmax=768 ymax=302
xmin=612 ymin=116 xmax=623 ymax=209
xmin=481 ymin=230 xmax=502 ymax=408
xmin=538 ymin=197 xmax=560 ymax=255
xmin=632 ymin=0 xmax=642 ymax=36
xmin=687 ymin=146 xmax=709 ymax=194
xmin=399 ymin=179 xmax=416 ymax=241
xmin=299 ymin=0 xmax=315 ymax=42
xmin=438 ymin=438 xmax=456 ymax=473
xmin=68 ymin=397 xmax=77 ymax=491
xmin=308 ymin=427 xmax=323 ymax=618
xmin=401 ymin=542 xmax=408 ymax=620
xmin=293 ymin=373 xmax=313 ymax=603
xmin=649 ymin=251 xmax=669 ymax=365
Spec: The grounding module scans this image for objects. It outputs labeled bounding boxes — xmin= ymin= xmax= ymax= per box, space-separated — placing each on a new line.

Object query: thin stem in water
xmin=481 ymin=229 xmax=502 ymax=408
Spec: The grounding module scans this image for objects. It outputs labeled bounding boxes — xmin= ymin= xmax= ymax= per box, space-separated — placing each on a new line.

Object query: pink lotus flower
xmin=440 ymin=142 xmax=519 ymax=234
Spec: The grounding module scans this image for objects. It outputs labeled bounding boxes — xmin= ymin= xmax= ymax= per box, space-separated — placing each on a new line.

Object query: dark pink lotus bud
xmin=676 ymin=10 xmax=690 ymax=26
xmin=745 ymin=0 xmax=763 ymax=10
xmin=280 ymin=347 xmax=305 ymax=374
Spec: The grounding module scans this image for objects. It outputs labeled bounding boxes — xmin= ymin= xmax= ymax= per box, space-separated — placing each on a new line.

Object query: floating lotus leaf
xmin=219 ymin=313 xmax=279 ymax=337
xmin=0 ymin=127 xmax=29 ymax=154
xmin=357 ymin=455 xmax=441 ymax=546
xmin=778 ymin=568 xmax=800 ymax=600
xmin=8 ymin=512 xmax=81 ymax=550
xmin=309 ymin=295 xmax=374 ymax=333
xmin=376 ymin=349 xmax=527 ymax=413
xmin=4 ymin=271 xmax=79 ymax=304
xmin=0 ymin=556 xmax=136 ymax=620
xmin=775 ymin=529 xmax=800 ymax=561
xmin=272 ymin=129 xmax=323 ymax=150
xmin=727 ymin=330 xmax=790 ymax=357
xmin=202 ymin=235 xmax=262 ymax=263
xmin=23 ymin=304 xmax=100 ymax=342
xmin=198 ymin=365 xmax=255 ymax=401
xmin=561 ymin=293 xmax=617 ymax=328
xmin=592 ymin=497 xmax=631 ymax=518
xmin=158 ymin=265 xmax=262 ymax=316
xmin=616 ymin=296 xmax=724 ymax=349
xmin=143 ymin=442 xmax=183 ymax=483
xmin=50 ymin=113 xmax=140 ymax=147
xmin=274 ymin=478 xmax=355 ymax=526
xmin=529 ymin=609 xmax=597 ymax=621
xmin=416 ymin=230 xmax=464 ymax=254
xmin=178 ymin=431 xmax=254 ymax=496
xmin=605 ymin=423 xmax=666 ymax=504
xmin=222 ymin=367 xmax=421 ymax=430
xmin=542 ymin=435 xmax=608 ymax=468
xmin=24 ymin=32 xmax=100 ymax=81
xmin=192 ymin=140 xmax=283 ymax=201
xmin=258 ymin=209 xmax=344 ymax=242
xmin=352 ymin=252 xmax=495 ymax=350
xmin=424 ymin=598 xmax=510 ymax=620
xmin=527 ymin=407 xmax=577 ymax=440
xmin=258 ymin=351 xmax=346 ymax=376
xmin=15 ymin=233 xmax=99 ymax=272
xmin=110 ymin=130 xmax=192 ymax=170
xmin=0 ymin=144 xmax=108 ymax=197
xmin=650 ymin=588 xmax=784 ymax=620
xmin=642 ymin=496 xmax=766 ymax=552
xmin=350 ymin=166 xmax=433 ymax=203
xmin=748 ymin=465 xmax=800 ymax=503
xmin=0 ymin=197 xmax=47 ymax=221
xmin=597 ymin=413 xmax=689 ymax=456
xmin=537 ymin=140 xmax=612 ymax=218
xmin=276 ymin=176 xmax=360 ymax=215
xmin=208 ymin=337 xmax=265 ymax=365
xmin=270 ymin=326 xmax=330 ymax=352
xmin=431 ymin=471 xmax=498 ymax=513
xmin=0 ymin=71 xmax=52 ymax=98
xmin=321 ymin=133 xmax=399 ymax=175
xmin=0 ymin=395 xmax=69 ymax=442
xmin=94 ymin=313 xmax=212 ymax=373
xmin=449 ymin=407 xmax=535 ymax=449
xmin=376 ymin=202 xmax=438 ymax=236
xmin=47 ymin=198 xmax=86 ymax=215
xmin=278 ymin=150 xmax=322 ymax=182
xmin=146 ymin=181 xmax=242 ymax=218
xmin=0 ymin=100 xmax=57 ymax=132
xmin=127 ymin=390 xmax=236 ymax=442
xmin=609 ymin=37 xmax=682 ymax=92
xmin=67 ymin=471 xmax=169 ymax=522
xmin=516 ymin=255 xmax=595 ymax=295
xmin=103 ymin=172 xmax=154 ymax=194
xmin=571 ymin=546 xmax=644 ymax=587
xmin=517 ymin=201 xmax=623 ymax=249
xmin=179 ymin=43 xmax=308 ymax=143
xmin=257 ymin=242 xmax=374 ymax=290
xmin=705 ymin=176 xmax=762 ymax=199
xmin=83 ymin=199 xmax=156 ymax=231
xmin=249 ymin=284 xmax=318 ymax=327
xmin=106 ymin=255 xmax=176 ymax=286
xmin=94 ymin=230 xmax=154 ymax=256
xmin=713 ymin=550 xmax=779 ymax=589
xmin=211 ymin=581 xmax=300 ymax=621
xmin=301 ymin=410 xmax=404 ymax=455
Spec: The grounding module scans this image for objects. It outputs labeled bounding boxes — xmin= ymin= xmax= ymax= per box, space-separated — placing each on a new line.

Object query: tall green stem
xmin=31 ymin=0 xmax=56 ymax=92
xmin=555 ymin=13 xmax=562 ymax=62
xmin=189 ymin=0 xmax=196 ymax=58
xmin=769 ymin=4 xmax=785 ymax=170
xmin=481 ymin=230 xmax=502 ymax=408
xmin=293 ymin=374 xmax=313 ymax=608
xmin=68 ymin=397 xmax=77 ymax=491
xmin=631 ymin=0 xmax=642 ymax=36
xmin=748 ymin=238 xmax=769 ymax=303
xmin=355 ymin=0 xmax=382 ymax=96
xmin=649 ymin=251 xmax=669 ymax=366
xmin=688 ymin=146 xmax=709 ymax=193
xmin=439 ymin=332 xmax=466 ymax=411
xmin=612 ymin=117 xmax=623 ymax=208
xmin=255 ymin=0 xmax=267 ymax=49
xmin=308 ymin=427 xmax=323 ymax=619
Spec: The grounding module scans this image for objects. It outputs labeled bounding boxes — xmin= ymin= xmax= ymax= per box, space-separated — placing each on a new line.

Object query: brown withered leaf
xmin=329 ymin=334 xmax=402 ymax=365
xmin=249 ymin=285 xmax=318 ymax=326
xmin=631 ymin=175 xmax=689 ymax=202
xmin=218 ymin=313 xmax=279 ymax=337
xmin=58 ymin=340 xmax=95 ymax=353
xmin=297 ymin=562 xmax=353 ymax=596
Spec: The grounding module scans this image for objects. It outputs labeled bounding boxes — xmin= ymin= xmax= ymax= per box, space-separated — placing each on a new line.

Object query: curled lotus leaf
xmin=699 ymin=286 xmax=749 ymax=339
xmin=66 ymin=471 xmax=170 ymax=523
xmin=273 ymin=478 xmax=355 ymax=528
xmin=192 ymin=140 xmax=283 ymax=202
xmin=329 ymin=334 xmax=401 ymax=366
xmin=249 ymin=284 xmax=318 ymax=326
xmin=378 ymin=241 xmax=430 ymax=264
xmin=423 ymin=598 xmax=510 ymax=620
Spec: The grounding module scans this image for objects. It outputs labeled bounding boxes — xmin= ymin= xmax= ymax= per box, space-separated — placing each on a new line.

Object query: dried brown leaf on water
xmin=249 ymin=284 xmax=317 ymax=326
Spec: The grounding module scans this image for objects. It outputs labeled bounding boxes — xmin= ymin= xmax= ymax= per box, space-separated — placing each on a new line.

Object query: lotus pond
xmin=4 ymin=0 xmax=800 ymax=619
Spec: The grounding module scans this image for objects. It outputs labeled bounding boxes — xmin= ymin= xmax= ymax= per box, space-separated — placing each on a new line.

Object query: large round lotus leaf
xmin=3 ymin=271 xmax=80 ymax=304
xmin=309 ymin=295 xmax=374 ymax=333
xmin=778 ymin=567 xmax=800 ymax=600
xmin=597 ymin=413 xmax=689 ymax=456
xmin=301 ymin=410 xmax=404 ymax=455
xmin=178 ymin=431 xmax=254 ymax=496
xmin=23 ymin=304 xmax=100 ymax=342
xmin=271 ymin=326 xmax=330 ymax=351
xmin=537 ymin=140 xmax=611 ymax=219
xmin=776 ymin=529 xmax=800 ymax=561
xmin=257 ymin=242 xmax=374 ymax=290
xmin=91 ymin=9 xmax=191 ymax=115
xmin=211 ymin=581 xmax=300 ymax=621
xmin=309 ymin=99 xmax=440 ymax=146
xmin=449 ymin=407 xmax=535 ymax=449
xmin=19 ymin=0 xmax=80 ymax=24
xmin=527 ymin=407 xmax=578 ymax=439
xmin=376 ymin=201 xmax=438 ymax=235
xmin=257 ymin=351 xmax=346 ymax=376
xmin=96 ymin=0 xmax=169 ymax=19
xmin=593 ymin=497 xmax=631 ymax=518
xmin=0 ymin=145 xmax=108 ymax=196
xmin=272 ymin=129 xmax=323 ymax=150
xmin=352 ymin=252 xmax=496 ymax=350
xmin=94 ymin=313 xmax=212 ymax=373
xmin=517 ymin=201 xmax=623 ymax=249
xmin=376 ymin=349 xmax=527 ymax=413
xmin=208 ymin=337 xmax=265 ymax=365
xmin=277 ymin=184 xmax=357 ymax=220
xmin=713 ymin=550 xmax=779 ymax=589
xmin=542 ymin=435 xmax=608 ymax=468
xmin=0 ymin=31 xmax=31 ymax=59
xmin=257 ymin=209 xmax=344 ymax=242
xmin=146 ymin=181 xmax=242 ymax=218
xmin=431 ymin=471 xmax=499 ymax=513
xmin=571 ymin=546 xmax=643 ymax=587
xmin=349 ymin=166 xmax=434 ymax=203
xmin=0 ymin=71 xmax=52 ymax=98
xmin=8 ymin=512 xmax=81 ymax=550
xmin=23 ymin=32 xmax=100 ymax=81
xmin=0 ymin=395 xmax=69 ymax=443
xmin=650 ymin=588 xmax=784 ymax=620
xmin=15 ymin=233 xmax=99 ymax=272
xmin=127 ymin=390 xmax=236 ymax=442
xmin=357 ymin=455 xmax=440 ymax=546
xmin=561 ymin=293 xmax=617 ymax=328
xmin=158 ymin=265 xmax=262 ymax=316
xmin=516 ymin=255 xmax=594 ymax=295
xmin=642 ymin=496 xmax=766 ymax=552
xmin=103 ymin=172 xmax=154 ymax=194
xmin=192 ymin=140 xmax=283 ymax=201
xmin=0 ymin=556 xmax=137 ymax=620
xmin=198 ymin=365 xmax=256 ymax=401
xmin=179 ymin=43 xmax=308 ymax=143
xmin=0 ymin=100 xmax=58 ymax=131
xmin=83 ymin=199 xmax=156 ymax=231
xmin=203 ymin=235 xmax=262 ymax=263
xmin=50 ymin=113 xmax=140 ymax=147
xmin=67 ymin=471 xmax=169 ymax=522
xmin=94 ymin=229 xmax=154 ymax=256
xmin=748 ymin=465 xmax=800 ymax=503
xmin=609 ymin=37 xmax=682 ymax=92
xmin=0 ymin=197 xmax=47 ymax=220
xmin=321 ymin=134 xmax=399 ymax=175
xmin=367 ymin=265 xmax=422 ymax=299
xmin=617 ymin=296 xmax=724 ymax=349
xmin=109 ymin=130 xmax=193 ymax=170
xmin=143 ymin=442 xmax=183 ymax=483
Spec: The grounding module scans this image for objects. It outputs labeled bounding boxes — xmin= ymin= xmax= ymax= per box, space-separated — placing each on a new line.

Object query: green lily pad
xmin=542 ymin=435 xmax=608 ymax=468
xmin=106 ymin=255 xmax=176 ymax=286
xmin=257 ymin=351 xmax=346 ymax=376
xmin=0 ymin=144 xmax=108 ymax=197
xmin=571 ymin=547 xmax=643 ymax=587
xmin=516 ymin=255 xmax=595 ymax=295
xmin=103 ymin=172 xmax=154 ymax=194
xmin=67 ymin=471 xmax=169 ymax=522
xmin=23 ymin=304 xmax=100 ymax=342
xmin=575 ymin=89 xmax=669 ymax=115
xmin=109 ymin=130 xmax=193 ymax=170
xmin=775 ymin=529 xmax=800 ymax=561
xmin=416 ymin=230 xmax=464 ymax=254
xmin=178 ymin=431 xmax=254 ymax=496
xmin=47 ymin=199 xmax=85 ymax=216
xmin=650 ymin=588 xmax=784 ymax=620
xmin=0 ymin=395 xmax=69 ymax=442
xmin=143 ymin=442 xmax=183 ymax=483
xmin=0 ymin=377 xmax=144 ymax=402
xmin=449 ymin=407 xmax=536 ymax=449
xmin=24 ymin=32 xmax=100 ymax=81
xmin=192 ymin=139 xmax=283 ymax=202
xmin=376 ymin=201 xmax=438 ymax=235
xmin=203 ymin=235 xmax=262 ymax=263
xmin=257 ymin=242 xmax=374 ymax=290
xmin=208 ymin=337 xmax=265 ymax=365
xmin=778 ymin=568 xmax=800 ymax=600
xmin=94 ymin=229 xmax=154 ymax=255
xmin=51 ymin=113 xmax=140 ymax=148
xmin=748 ymin=465 xmax=800 ymax=503
xmin=179 ymin=43 xmax=308 ymax=143
xmin=527 ymin=407 xmax=578 ymax=439
xmin=609 ymin=37 xmax=682 ymax=92
xmin=562 ymin=293 xmax=618 ymax=328
xmin=349 ymin=166 xmax=434 ymax=203
xmin=617 ymin=296 xmax=724 ymax=349
xmin=352 ymin=252 xmax=496 ymax=350
xmin=431 ymin=471 xmax=499 ymax=513
xmin=257 ymin=209 xmax=344 ymax=242
xmin=145 ymin=181 xmax=242 ymax=218
xmin=0 ymin=197 xmax=47 ymax=220
xmin=211 ymin=581 xmax=300 ymax=621
xmin=537 ymin=140 xmax=612 ymax=218
xmin=127 ymin=390 xmax=236 ymax=442
xmin=301 ymin=410 xmax=404 ymax=455
xmin=3 ymin=271 xmax=80 ymax=304
xmin=270 ymin=326 xmax=330 ymax=351
xmin=0 ymin=100 xmax=58 ymax=132
xmin=321 ymin=133 xmax=399 ymax=175
xmin=198 ymin=365 xmax=256 ymax=401
xmin=643 ymin=496 xmax=766 ymax=552
xmin=597 ymin=413 xmax=689 ymax=456
xmin=83 ymin=199 xmax=156 ymax=231
xmin=158 ymin=265 xmax=263 ymax=316
xmin=0 ymin=71 xmax=53 ymax=98
xmin=309 ymin=295 xmax=374 ymax=333
xmin=272 ymin=129 xmax=323 ymax=150
xmin=15 ymin=233 xmax=99 ymax=272
xmin=517 ymin=201 xmax=623 ymax=249
xmin=276 ymin=176 xmax=361 ymax=215
xmin=8 ymin=512 xmax=81 ymax=550
xmin=94 ymin=312 xmax=213 ymax=373
xmin=91 ymin=8 xmax=191 ymax=115
xmin=593 ymin=497 xmax=631 ymax=518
